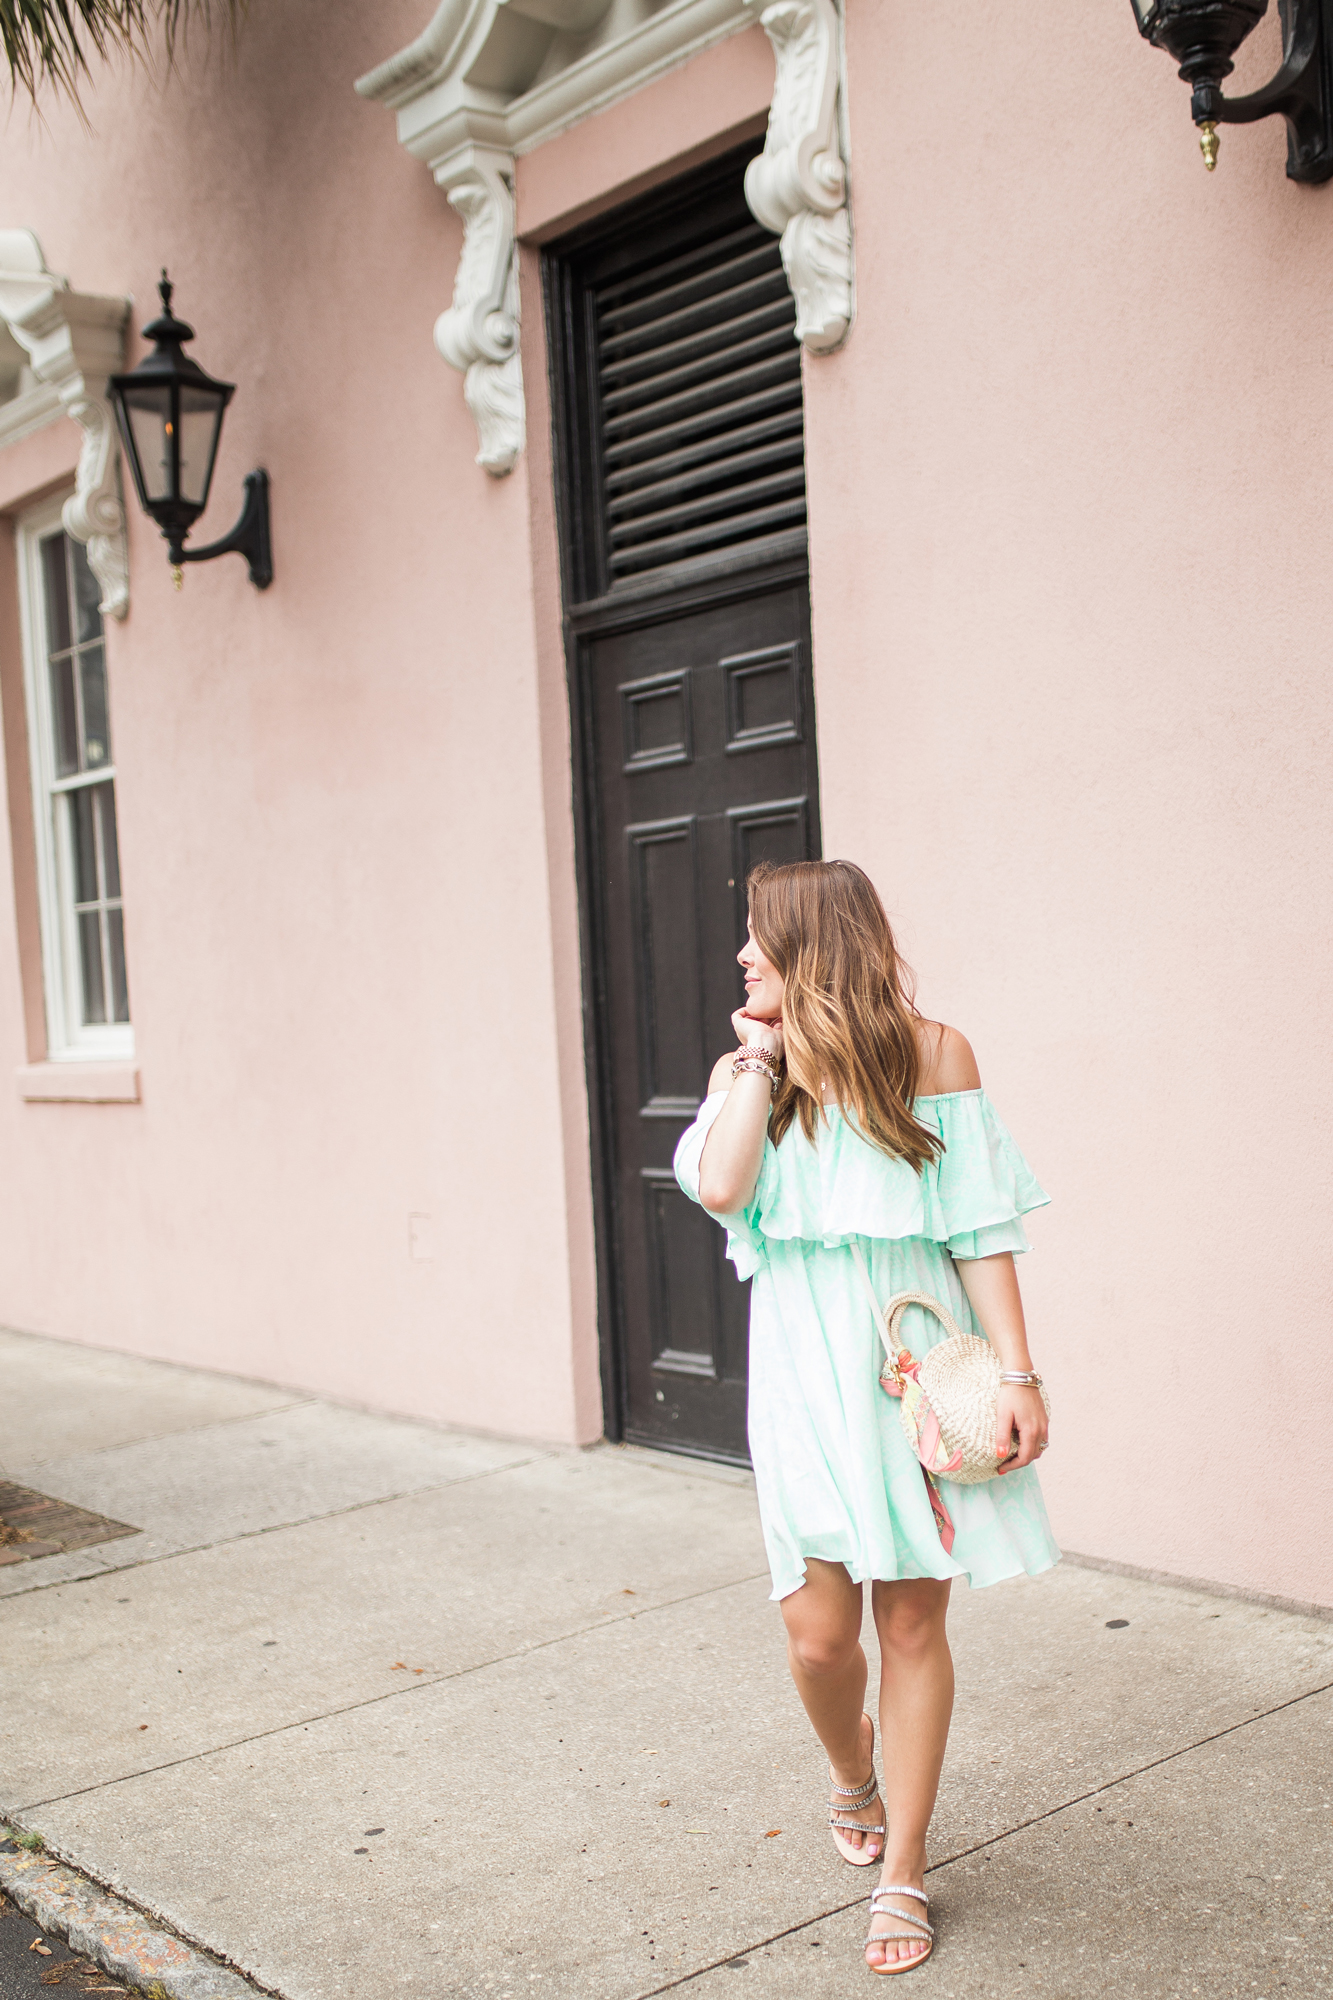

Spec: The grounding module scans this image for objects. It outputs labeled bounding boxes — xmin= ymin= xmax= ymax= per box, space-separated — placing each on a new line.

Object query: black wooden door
xmin=546 ymin=147 xmax=821 ymax=1460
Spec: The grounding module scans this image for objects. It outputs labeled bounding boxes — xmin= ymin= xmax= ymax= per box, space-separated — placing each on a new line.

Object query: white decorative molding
xmin=434 ymin=144 xmax=525 ymax=475
xmin=0 ymin=231 xmax=130 ymax=618
xmin=741 ymin=0 xmax=851 ymax=354
xmin=356 ymin=1 xmax=755 ymax=474
xmin=0 ymin=380 xmax=63 ymax=453
xmin=356 ymin=2 xmax=751 ymax=160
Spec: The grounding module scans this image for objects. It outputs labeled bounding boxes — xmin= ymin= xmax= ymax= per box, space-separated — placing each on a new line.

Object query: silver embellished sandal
xmin=828 ymin=1718 xmax=885 ymax=1866
xmin=864 ymin=1885 xmax=933 ymax=1976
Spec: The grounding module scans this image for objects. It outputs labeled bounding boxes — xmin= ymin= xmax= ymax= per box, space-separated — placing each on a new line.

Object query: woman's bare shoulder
xmin=707 ymin=1051 xmax=741 ymax=1095
xmin=914 ymin=1020 xmax=981 ymax=1095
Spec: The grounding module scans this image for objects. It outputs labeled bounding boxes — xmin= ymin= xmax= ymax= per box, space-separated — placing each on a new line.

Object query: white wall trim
xmin=0 ymin=380 xmax=65 ymax=453
xmin=16 ymin=490 xmax=135 ymax=1066
xmin=17 ymin=1061 xmax=140 ymax=1103
xmin=0 ymin=230 xmax=130 ymax=620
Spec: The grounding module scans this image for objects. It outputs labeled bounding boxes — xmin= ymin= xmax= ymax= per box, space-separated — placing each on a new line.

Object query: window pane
xmin=178 ymin=388 xmax=225 ymax=508
xmin=70 ymin=539 xmax=102 ymax=644
xmin=40 ymin=534 xmax=71 ymax=655
xmin=98 ymin=782 xmax=121 ymax=899
xmin=107 ymin=908 xmax=129 ymax=1023
xmin=124 ymin=392 xmax=172 ymax=502
xmin=49 ymin=654 xmax=79 ymax=777
xmin=78 ymin=909 xmax=106 ymax=1024
xmin=69 ymin=787 xmax=99 ymax=904
xmin=79 ymin=645 xmax=111 ymax=766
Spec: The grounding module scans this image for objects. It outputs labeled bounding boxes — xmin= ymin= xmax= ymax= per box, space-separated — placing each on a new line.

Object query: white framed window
xmin=17 ymin=495 xmax=133 ymax=1060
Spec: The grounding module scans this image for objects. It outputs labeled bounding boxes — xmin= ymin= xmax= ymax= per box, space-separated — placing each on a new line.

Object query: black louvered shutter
xmin=550 ymin=151 xmax=808 ymax=602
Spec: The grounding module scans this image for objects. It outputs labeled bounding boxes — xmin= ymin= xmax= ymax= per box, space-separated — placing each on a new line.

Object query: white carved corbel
xmin=432 ymin=144 xmax=525 ymax=476
xmin=0 ymin=231 xmax=130 ymax=617
xmin=356 ymin=2 xmax=762 ymax=479
xmin=742 ymin=0 xmax=852 ymax=355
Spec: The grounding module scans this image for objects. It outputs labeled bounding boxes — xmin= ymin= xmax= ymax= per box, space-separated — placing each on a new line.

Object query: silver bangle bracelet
xmin=999 ymin=1370 xmax=1043 ymax=1387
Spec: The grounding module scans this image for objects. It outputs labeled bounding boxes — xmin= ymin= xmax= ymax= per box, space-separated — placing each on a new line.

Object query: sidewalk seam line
xmin=1 ymin=1399 xmax=319 ymax=1479
xmin=8 ymin=1569 xmax=773 ymax=1814
xmin=0 ymin=1452 xmax=561 ymax=1598
xmin=629 ymin=1673 xmax=1333 ymax=1996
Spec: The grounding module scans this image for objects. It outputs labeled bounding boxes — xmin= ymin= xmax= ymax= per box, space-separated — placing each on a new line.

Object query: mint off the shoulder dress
xmin=673 ymin=1089 xmax=1061 ymax=1602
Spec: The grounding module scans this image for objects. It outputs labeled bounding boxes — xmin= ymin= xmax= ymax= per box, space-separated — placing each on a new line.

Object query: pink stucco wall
xmin=0 ymin=1 xmax=602 ymax=1444
xmin=806 ymin=2 xmax=1333 ymax=1607
xmin=1 ymin=4 xmax=1329 ymax=1607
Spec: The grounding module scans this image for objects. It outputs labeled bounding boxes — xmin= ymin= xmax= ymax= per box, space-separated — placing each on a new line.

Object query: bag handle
xmin=848 ymin=1241 xmax=971 ymax=1383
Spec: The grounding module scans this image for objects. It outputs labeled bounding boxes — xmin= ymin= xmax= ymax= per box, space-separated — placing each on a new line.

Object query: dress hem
xmin=769 ymin=1548 xmax=1062 ymax=1604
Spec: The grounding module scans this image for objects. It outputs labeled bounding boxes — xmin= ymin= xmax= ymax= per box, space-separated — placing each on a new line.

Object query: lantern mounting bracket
xmin=1133 ymin=0 xmax=1333 ymax=182
xmin=169 ymin=468 xmax=272 ymax=589
xmin=1195 ymin=0 xmax=1333 ymax=180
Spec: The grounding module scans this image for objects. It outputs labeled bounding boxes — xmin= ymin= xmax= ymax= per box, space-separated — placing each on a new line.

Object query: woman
xmin=674 ymin=859 xmax=1059 ymax=1977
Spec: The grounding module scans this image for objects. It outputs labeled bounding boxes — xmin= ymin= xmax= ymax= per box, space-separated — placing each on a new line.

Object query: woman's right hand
xmin=731 ymin=1007 xmax=784 ymax=1061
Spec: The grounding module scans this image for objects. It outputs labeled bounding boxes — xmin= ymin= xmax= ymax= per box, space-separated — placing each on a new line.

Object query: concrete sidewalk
xmin=1 ymin=1325 xmax=1330 ymax=2000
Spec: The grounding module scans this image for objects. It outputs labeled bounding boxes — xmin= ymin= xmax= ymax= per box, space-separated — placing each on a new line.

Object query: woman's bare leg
xmin=865 ymin=1577 xmax=954 ymax=1968
xmin=779 ymin=1558 xmax=883 ymax=1858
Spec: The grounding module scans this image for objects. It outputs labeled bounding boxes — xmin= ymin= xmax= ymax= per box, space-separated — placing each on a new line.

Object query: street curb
xmin=0 ymin=1832 xmax=271 ymax=2000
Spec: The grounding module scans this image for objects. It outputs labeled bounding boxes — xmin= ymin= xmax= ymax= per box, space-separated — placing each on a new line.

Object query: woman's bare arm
xmin=954 ymin=1255 xmax=1047 ymax=1473
xmin=696 ymin=1012 xmax=784 ymax=1213
xmin=926 ymin=1025 xmax=1047 ymax=1470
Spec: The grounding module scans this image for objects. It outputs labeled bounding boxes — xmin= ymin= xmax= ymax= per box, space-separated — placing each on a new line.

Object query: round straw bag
xmin=850 ymin=1249 xmax=1051 ymax=1486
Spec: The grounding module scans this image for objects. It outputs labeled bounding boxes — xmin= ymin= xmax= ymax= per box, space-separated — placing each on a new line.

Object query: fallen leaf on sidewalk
xmin=765 ymin=1829 xmax=781 ymax=1837
xmin=391 ymin=1662 xmax=406 ymax=1670
xmin=658 ymin=1799 xmax=670 ymax=1808
xmin=29 ymin=1940 xmax=53 ymax=1953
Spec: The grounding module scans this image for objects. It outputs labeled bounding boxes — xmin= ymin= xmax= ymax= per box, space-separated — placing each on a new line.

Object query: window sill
xmin=17 ymin=1061 xmax=140 ymax=1103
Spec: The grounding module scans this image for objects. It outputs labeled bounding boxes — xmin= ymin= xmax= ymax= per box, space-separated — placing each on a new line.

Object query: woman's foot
xmin=829 ymin=1712 xmax=884 ymax=1863
xmin=864 ymin=1850 xmax=932 ymax=1972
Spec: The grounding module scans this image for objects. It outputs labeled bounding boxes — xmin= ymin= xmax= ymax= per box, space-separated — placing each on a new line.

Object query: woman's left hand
xmin=995 ymin=1384 xmax=1048 ymax=1473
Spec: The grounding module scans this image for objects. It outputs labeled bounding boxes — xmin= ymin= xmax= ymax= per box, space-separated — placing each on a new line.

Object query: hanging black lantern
xmin=109 ymin=273 xmax=272 ymax=590
xmin=1129 ymin=0 xmax=1333 ymax=180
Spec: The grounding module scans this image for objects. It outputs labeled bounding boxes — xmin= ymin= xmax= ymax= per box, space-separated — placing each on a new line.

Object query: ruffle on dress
xmin=673 ymin=1088 xmax=1050 ymax=1281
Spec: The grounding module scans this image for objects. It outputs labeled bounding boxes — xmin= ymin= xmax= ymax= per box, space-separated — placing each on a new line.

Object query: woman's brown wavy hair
xmin=747 ymin=859 xmax=943 ymax=1171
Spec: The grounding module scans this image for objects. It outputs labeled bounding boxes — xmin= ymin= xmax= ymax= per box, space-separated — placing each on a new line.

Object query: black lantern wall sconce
xmin=109 ymin=274 xmax=272 ymax=591
xmin=1131 ymin=0 xmax=1333 ymax=180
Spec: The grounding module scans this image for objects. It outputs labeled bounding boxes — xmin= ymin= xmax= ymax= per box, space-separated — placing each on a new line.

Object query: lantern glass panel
xmin=120 ymin=386 xmax=174 ymax=503
xmin=177 ymin=386 xmax=227 ymax=509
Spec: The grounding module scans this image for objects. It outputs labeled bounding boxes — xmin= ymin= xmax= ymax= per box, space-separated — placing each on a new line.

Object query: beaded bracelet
xmin=732 ymin=1046 xmax=781 ymax=1080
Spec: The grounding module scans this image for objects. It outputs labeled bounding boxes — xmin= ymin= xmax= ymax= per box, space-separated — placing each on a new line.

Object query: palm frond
xmin=1 ymin=1 xmax=243 ymax=103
